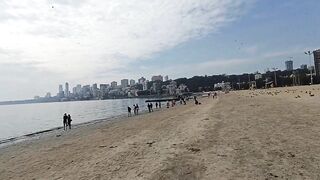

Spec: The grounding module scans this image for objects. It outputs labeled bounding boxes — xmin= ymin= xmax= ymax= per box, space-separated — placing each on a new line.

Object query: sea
xmin=0 ymin=98 xmax=148 ymax=144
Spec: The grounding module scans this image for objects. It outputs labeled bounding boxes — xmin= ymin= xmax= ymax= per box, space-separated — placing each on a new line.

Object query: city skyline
xmin=0 ymin=0 xmax=319 ymax=100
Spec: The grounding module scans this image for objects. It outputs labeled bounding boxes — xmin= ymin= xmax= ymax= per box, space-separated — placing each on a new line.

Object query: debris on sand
xmin=146 ymin=141 xmax=156 ymax=147
xmin=187 ymin=147 xmax=201 ymax=153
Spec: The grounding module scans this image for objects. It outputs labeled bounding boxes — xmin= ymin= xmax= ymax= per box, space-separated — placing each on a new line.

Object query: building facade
xmin=121 ymin=79 xmax=129 ymax=88
xmin=130 ymin=79 xmax=135 ymax=86
xmin=285 ymin=60 xmax=293 ymax=71
xmin=111 ymin=81 xmax=117 ymax=88
xmin=313 ymin=49 xmax=320 ymax=76
xmin=151 ymin=75 xmax=163 ymax=82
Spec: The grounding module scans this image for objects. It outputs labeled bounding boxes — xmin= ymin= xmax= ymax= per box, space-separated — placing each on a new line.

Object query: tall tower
xmin=313 ymin=49 xmax=320 ymax=76
xmin=285 ymin=60 xmax=293 ymax=71
xmin=65 ymin=82 xmax=69 ymax=97
xmin=59 ymin=84 xmax=63 ymax=93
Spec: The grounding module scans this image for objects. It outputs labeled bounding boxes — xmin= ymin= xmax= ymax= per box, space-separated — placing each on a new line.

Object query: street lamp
xmin=304 ymin=51 xmax=313 ymax=85
xmin=272 ymin=67 xmax=278 ymax=87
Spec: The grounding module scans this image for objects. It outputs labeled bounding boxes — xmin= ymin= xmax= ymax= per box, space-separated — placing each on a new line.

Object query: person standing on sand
xmin=136 ymin=104 xmax=139 ymax=115
xmin=159 ymin=102 xmax=161 ymax=108
xmin=156 ymin=102 xmax=158 ymax=109
xmin=63 ymin=113 xmax=68 ymax=130
xmin=147 ymin=103 xmax=151 ymax=112
xmin=67 ymin=114 xmax=72 ymax=129
xmin=133 ymin=104 xmax=136 ymax=115
xmin=128 ymin=106 xmax=132 ymax=117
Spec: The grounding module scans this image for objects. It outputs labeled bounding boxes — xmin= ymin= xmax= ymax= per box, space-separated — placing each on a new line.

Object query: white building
xmin=138 ymin=77 xmax=146 ymax=84
xmin=167 ymin=81 xmax=177 ymax=95
xmin=255 ymin=73 xmax=262 ymax=80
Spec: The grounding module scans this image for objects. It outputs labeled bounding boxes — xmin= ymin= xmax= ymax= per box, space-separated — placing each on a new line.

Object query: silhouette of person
xmin=155 ymin=102 xmax=158 ymax=109
xmin=147 ymin=103 xmax=151 ymax=112
xmin=159 ymin=102 xmax=162 ymax=108
xmin=63 ymin=113 xmax=68 ymax=130
xmin=67 ymin=114 xmax=72 ymax=129
xmin=133 ymin=104 xmax=136 ymax=115
xmin=128 ymin=106 xmax=132 ymax=117
xmin=136 ymin=104 xmax=139 ymax=115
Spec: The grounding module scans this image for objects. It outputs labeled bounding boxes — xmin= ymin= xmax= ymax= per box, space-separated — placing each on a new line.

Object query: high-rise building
xmin=300 ymin=64 xmax=308 ymax=70
xmin=151 ymin=75 xmax=163 ymax=82
xmin=285 ymin=60 xmax=293 ymax=71
xmin=313 ymin=49 xmax=320 ymax=76
xmin=138 ymin=77 xmax=146 ymax=84
xmin=121 ymin=79 xmax=129 ymax=88
xmin=130 ymin=79 xmax=135 ymax=86
xmin=76 ymin=84 xmax=82 ymax=95
xmin=59 ymin=84 xmax=63 ymax=93
xmin=111 ymin=81 xmax=117 ymax=88
xmin=92 ymin=83 xmax=98 ymax=97
xmin=164 ymin=75 xmax=169 ymax=81
xmin=65 ymin=82 xmax=70 ymax=97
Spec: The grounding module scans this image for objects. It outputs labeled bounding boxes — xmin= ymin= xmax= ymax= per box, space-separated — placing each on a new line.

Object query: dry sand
xmin=1 ymin=85 xmax=320 ymax=179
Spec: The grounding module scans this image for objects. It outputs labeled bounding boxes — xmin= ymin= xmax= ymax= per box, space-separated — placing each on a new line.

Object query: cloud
xmin=0 ymin=0 xmax=253 ymax=99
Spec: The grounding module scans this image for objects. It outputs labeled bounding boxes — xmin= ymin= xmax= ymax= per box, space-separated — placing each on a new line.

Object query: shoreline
xmin=0 ymin=107 xmax=153 ymax=148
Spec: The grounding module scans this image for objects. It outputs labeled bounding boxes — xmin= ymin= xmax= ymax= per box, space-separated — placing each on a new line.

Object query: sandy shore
xmin=1 ymin=85 xmax=320 ymax=179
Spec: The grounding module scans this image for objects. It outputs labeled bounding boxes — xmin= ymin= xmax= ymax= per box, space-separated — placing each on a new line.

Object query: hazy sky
xmin=0 ymin=0 xmax=319 ymax=100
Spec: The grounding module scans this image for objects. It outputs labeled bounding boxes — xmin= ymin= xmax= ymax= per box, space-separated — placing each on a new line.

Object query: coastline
xmin=0 ymin=107 xmax=152 ymax=148
xmin=2 ymin=86 xmax=320 ymax=179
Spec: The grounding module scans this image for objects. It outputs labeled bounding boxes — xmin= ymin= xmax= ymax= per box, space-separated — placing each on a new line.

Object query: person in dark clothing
xmin=67 ymin=114 xmax=72 ymax=129
xmin=155 ymin=102 xmax=158 ymax=109
xmin=136 ymin=104 xmax=139 ymax=115
xmin=150 ymin=103 xmax=153 ymax=112
xmin=147 ymin=103 xmax=151 ymax=112
xmin=159 ymin=102 xmax=161 ymax=108
xmin=128 ymin=106 xmax=132 ymax=117
xmin=63 ymin=113 xmax=68 ymax=130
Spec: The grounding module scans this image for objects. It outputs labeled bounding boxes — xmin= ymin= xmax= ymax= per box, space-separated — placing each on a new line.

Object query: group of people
xmin=127 ymin=104 xmax=139 ymax=117
xmin=63 ymin=113 xmax=72 ymax=130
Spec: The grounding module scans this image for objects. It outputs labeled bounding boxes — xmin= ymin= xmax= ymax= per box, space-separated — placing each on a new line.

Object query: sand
xmin=1 ymin=85 xmax=320 ymax=179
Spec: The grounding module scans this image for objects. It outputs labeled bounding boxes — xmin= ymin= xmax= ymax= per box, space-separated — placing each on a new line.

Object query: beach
xmin=1 ymin=85 xmax=320 ymax=179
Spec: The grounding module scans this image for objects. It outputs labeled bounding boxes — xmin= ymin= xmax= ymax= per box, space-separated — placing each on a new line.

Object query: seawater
xmin=0 ymin=98 xmax=147 ymax=141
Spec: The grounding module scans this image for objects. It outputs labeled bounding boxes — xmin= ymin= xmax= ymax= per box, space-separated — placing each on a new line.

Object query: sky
xmin=0 ymin=0 xmax=319 ymax=100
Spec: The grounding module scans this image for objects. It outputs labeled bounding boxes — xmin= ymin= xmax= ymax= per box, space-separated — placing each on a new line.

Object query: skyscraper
xmin=121 ymin=79 xmax=129 ymax=88
xmin=111 ymin=81 xmax=117 ymax=88
xmin=300 ymin=64 xmax=308 ymax=70
xmin=130 ymin=79 xmax=135 ymax=86
xmin=285 ymin=60 xmax=293 ymax=71
xmin=65 ymin=82 xmax=69 ymax=97
xmin=138 ymin=77 xmax=146 ymax=84
xmin=313 ymin=49 xmax=320 ymax=76
xmin=151 ymin=75 xmax=163 ymax=82
xmin=59 ymin=84 xmax=63 ymax=93
xmin=164 ymin=75 xmax=169 ymax=81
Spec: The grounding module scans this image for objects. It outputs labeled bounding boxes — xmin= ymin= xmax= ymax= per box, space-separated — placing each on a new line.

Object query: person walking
xmin=136 ymin=104 xmax=139 ymax=115
xmin=133 ymin=104 xmax=136 ymax=115
xmin=147 ymin=103 xmax=151 ymax=113
xmin=155 ymin=102 xmax=158 ymax=109
xmin=128 ymin=106 xmax=132 ymax=117
xmin=63 ymin=113 xmax=68 ymax=130
xmin=67 ymin=114 xmax=72 ymax=129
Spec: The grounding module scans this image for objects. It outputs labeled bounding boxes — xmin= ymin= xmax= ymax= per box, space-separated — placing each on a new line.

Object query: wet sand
xmin=1 ymin=85 xmax=320 ymax=179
